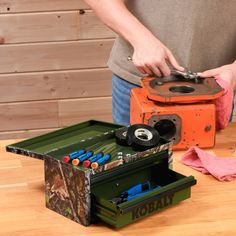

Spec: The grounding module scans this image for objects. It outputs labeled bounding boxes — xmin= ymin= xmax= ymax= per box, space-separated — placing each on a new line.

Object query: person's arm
xmin=84 ymin=0 xmax=184 ymax=76
xmin=198 ymin=60 xmax=236 ymax=89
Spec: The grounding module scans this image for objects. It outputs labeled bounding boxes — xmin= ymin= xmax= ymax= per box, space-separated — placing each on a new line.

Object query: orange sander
xmin=130 ymin=70 xmax=224 ymax=150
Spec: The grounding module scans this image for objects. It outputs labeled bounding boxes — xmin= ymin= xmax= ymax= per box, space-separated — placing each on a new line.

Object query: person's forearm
xmin=84 ymin=0 xmax=183 ymax=75
xmin=84 ymin=0 xmax=153 ymax=47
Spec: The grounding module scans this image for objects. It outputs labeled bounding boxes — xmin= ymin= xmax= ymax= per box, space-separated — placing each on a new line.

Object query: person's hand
xmin=198 ymin=61 xmax=236 ymax=89
xmin=131 ymin=34 xmax=184 ymax=77
xmin=84 ymin=0 xmax=184 ymax=77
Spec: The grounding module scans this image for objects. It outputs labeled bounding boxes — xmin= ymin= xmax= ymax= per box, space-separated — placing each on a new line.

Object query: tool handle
xmin=89 ymin=152 xmax=104 ymax=162
xmin=97 ymin=154 xmax=111 ymax=165
xmin=69 ymin=149 xmax=86 ymax=159
xmin=126 ymin=185 xmax=161 ymax=201
xmin=124 ymin=181 xmax=151 ymax=196
xmin=127 ymin=189 xmax=152 ymax=200
xmin=78 ymin=151 xmax=93 ymax=162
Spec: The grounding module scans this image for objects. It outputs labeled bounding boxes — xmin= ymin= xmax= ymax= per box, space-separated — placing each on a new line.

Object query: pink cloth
xmin=181 ymin=146 xmax=236 ymax=181
xmin=215 ymin=76 xmax=234 ymax=130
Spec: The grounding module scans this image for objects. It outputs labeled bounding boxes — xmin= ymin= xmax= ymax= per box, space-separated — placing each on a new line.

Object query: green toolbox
xmin=6 ymin=120 xmax=196 ymax=228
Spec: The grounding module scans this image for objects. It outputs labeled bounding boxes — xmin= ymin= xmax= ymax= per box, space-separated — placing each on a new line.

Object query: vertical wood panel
xmin=0 ymin=11 xmax=115 ymax=44
xmin=0 ymin=101 xmax=59 ymax=131
xmin=0 ymin=1 xmax=115 ymax=138
xmin=58 ymin=97 xmax=112 ymax=126
xmin=0 ymin=11 xmax=79 ymax=43
xmin=0 ymin=40 xmax=114 ymax=73
xmin=0 ymin=0 xmax=89 ymax=13
xmin=0 ymin=69 xmax=112 ymax=103
xmin=0 ymin=128 xmax=58 ymax=140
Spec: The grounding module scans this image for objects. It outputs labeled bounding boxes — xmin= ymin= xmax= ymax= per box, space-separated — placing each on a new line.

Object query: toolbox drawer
xmin=91 ymin=159 xmax=196 ymax=228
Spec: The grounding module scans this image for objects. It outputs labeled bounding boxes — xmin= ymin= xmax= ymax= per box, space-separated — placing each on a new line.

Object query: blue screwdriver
xmin=126 ymin=185 xmax=161 ymax=201
xmin=72 ymin=151 xmax=93 ymax=166
xmin=91 ymin=154 xmax=111 ymax=169
xmin=70 ymin=149 xmax=86 ymax=159
xmin=83 ymin=152 xmax=104 ymax=168
xmin=63 ymin=149 xmax=86 ymax=163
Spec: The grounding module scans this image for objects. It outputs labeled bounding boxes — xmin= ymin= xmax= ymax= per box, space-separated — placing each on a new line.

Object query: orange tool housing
xmin=130 ymin=76 xmax=224 ymax=150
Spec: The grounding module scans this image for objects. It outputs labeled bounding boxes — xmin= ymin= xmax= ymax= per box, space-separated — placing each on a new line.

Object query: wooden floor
xmin=0 ymin=123 xmax=236 ymax=236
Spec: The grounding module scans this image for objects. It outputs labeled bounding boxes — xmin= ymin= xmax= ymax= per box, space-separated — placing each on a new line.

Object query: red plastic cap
xmin=83 ymin=160 xmax=91 ymax=168
xmin=63 ymin=156 xmax=70 ymax=163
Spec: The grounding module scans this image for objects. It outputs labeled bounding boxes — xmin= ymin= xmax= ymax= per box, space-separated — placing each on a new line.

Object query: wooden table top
xmin=1 ymin=123 xmax=236 ymax=236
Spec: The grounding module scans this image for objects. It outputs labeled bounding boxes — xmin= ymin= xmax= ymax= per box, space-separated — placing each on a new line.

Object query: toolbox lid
xmin=6 ymin=120 xmax=122 ymax=160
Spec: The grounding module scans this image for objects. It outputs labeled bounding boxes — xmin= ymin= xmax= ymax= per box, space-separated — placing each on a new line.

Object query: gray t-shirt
xmin=108 ymin=0 xmax=236 ymax=85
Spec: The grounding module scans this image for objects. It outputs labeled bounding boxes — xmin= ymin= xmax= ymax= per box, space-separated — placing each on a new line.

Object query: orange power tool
xmin=130 ymin=71 xmax=224 ymax=150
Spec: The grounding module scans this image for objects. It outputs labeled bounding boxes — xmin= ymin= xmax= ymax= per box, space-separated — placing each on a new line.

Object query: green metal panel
xmin=6 ymin=120 xmax=122 ymax=159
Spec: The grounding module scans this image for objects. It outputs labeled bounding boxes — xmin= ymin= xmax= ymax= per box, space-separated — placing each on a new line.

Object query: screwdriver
xmin=91 ymin=154 xmax=111 ymax=169
xmin=63 ymin=149 xmax=86 ymax=163
xmin=72 ymin=151 xmax=94 ymax=166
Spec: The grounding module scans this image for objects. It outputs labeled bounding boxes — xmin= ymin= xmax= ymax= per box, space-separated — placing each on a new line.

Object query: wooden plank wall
xmin=0 ymin=1 xmax=235 ymax=140
xmin=0 ymin=0 xmax=116 ymax=139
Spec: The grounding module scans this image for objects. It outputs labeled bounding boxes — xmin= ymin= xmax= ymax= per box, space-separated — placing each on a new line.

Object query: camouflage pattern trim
xmin=91 ymin=159 xmax=124 ymax=174
xmin=45 ymin=157 xmax=91 ymax=226
xmin=123 ymin=142 xmax=173 ymax=164
xmin=90 ymin=142 xmax=173 ymax=175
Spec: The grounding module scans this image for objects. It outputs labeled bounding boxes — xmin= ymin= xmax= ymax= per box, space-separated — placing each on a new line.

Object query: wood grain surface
xmin=0 ymin=2 xmax=115 ymax=138
xmin=0 ymin=68 xmax=112 ymax=103
xmin=0 ymin=10 xmax=115 ymax=44
xmin=0 ymin=0 xmax=234 ymax=139
xmin=0 ymin=39 xmax=113 ymax=74
xmin=0 ymin=122 xmax=236 ymax=236
xmin=0 ymin=0 xmax=89 ymax=13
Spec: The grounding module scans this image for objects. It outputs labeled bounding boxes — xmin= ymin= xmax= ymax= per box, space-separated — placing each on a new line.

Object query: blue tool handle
xmin=125 ymin=181 xmax=151 ymax=196
xmin=69 ymin=151 xmax=78 ymax=157
xmin=127 ymin=184 xmax=143 ymax=196
xmin=69 ymin=149 xmax=86 ymax=159
xmin=127 ymin=185 xmax=161 ymax=201
xmin=79 ymin=151 xmax=93 ymax=162
xmin=89 ymin=153 xmax=104 ymax=162
xmin=97 ymin=154 xmax=111 ymax=165
xmin=127 ymin=189 xmax=152 ymax=201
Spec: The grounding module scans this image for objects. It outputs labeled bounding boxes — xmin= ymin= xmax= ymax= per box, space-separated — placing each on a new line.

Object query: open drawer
xmin=91 ymin=158 xmax=196 ymax=228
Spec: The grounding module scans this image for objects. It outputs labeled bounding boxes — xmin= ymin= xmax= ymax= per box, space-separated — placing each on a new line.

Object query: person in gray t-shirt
xmin=84 ymin=0 xmax=236 ymax=125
